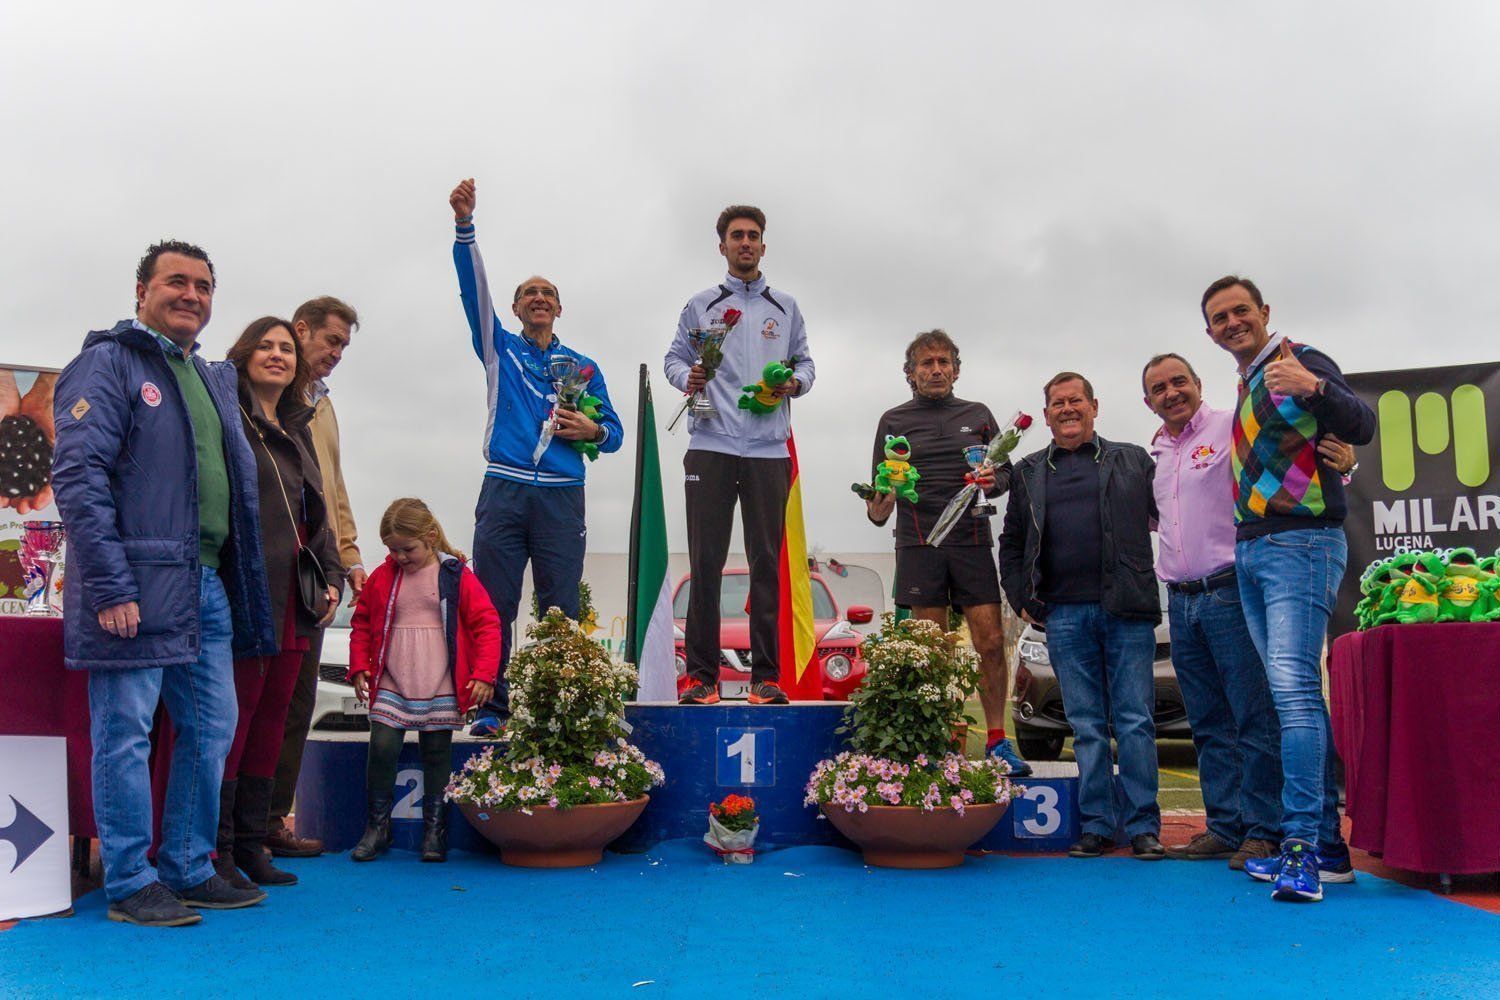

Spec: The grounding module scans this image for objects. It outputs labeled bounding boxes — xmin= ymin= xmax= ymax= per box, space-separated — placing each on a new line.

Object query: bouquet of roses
xmin=926 ymin=411 xmax=1034 ymax=546
xmin=704 ymin=793 xmax=759 ymax=863
xmin=667 ymin=307 xmax=742 ymax=431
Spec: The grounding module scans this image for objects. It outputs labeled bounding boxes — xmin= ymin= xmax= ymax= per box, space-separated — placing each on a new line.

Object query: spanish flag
xmin=777 ymin=433 xmax=821 ymax=699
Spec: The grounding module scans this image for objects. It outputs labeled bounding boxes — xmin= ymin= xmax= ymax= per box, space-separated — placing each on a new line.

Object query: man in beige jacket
xmin=267 ymin=295 xmax=365 ymax=857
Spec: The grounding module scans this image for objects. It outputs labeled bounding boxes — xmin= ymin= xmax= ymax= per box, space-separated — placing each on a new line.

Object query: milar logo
xmin=1371 ymin=385 xmax=1496 ymax=551
xmin=1377 ymin=386 xmax=1488 ymax=490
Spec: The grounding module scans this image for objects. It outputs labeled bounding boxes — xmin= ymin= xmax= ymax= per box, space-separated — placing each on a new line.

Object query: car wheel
xmin=1017 ymin=734 xmax=1064 ymax=761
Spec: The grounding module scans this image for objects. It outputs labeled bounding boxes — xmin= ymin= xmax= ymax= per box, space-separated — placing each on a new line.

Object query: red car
xmin=672 ymin=569 xmax=875 ymax=700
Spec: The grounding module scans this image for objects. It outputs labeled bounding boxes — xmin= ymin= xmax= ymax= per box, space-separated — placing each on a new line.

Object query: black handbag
xmin=244 ymin=406 xmax=330 ymax=620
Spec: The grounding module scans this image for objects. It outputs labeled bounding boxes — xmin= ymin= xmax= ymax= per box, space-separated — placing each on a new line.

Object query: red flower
xmin=710 ymin=793 xmax=756 ymax=818
xmin=1015 ymin=413 xmax=1033 ymax=430
xmin=721 ymin=308 xmax=742 ymax=329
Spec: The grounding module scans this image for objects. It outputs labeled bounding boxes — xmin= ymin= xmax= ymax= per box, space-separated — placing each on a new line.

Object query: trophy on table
xmin=667 ymin=308 xmax=740 ymax=433
xmin=532 ymin=355 xmax=595 ymax=465
xmin=21 ymin=520 xmax=65 ymax=616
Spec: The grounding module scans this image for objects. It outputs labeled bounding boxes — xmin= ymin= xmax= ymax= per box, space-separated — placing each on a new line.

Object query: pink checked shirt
xmin=1151 ymin=402 xmax=1237 ymax=584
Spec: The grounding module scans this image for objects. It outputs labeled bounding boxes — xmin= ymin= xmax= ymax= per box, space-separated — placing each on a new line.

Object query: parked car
xmin=671 ymin=569 xmax=874 ymax=700
xmin=311 ymin=603 xmax=368 ymax=731
xmin=1009 ymin=601 xmax=1190 ymax=760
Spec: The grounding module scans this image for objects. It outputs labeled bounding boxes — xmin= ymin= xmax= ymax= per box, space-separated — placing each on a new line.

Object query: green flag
xmin=627 ymin=365 xmax=677 ymax=700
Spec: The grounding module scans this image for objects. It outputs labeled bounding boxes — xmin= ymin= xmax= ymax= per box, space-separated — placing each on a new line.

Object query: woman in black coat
xmin=216 ymin=316 xmax=343 ymax=888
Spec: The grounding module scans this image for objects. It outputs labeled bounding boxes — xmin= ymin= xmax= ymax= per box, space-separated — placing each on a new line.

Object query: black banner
xmin=1335 ymin=361 xmax=1500 ymax=634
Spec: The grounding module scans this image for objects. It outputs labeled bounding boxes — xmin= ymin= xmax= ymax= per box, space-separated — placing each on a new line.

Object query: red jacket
xmin=348 ymin=553 xmax=501 ymax=714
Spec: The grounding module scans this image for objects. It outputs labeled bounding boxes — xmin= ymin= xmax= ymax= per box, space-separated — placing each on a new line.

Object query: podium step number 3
xmin=717 ymin=728 xmax=775 ymax=787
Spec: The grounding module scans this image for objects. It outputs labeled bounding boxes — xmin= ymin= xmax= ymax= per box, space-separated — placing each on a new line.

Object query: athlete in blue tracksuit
xmin=448 ymin=179 xmax=623 ymax=733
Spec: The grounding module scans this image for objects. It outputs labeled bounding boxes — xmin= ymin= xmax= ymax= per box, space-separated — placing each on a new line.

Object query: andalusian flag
xmin=777 ymin=432 xmax=822 ymax=699
xmin=626 ymin=365 xmax=677 ymax=701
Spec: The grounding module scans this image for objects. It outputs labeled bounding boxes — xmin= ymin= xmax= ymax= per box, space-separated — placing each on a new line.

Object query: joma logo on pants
xmin=1377 ymin=386 xmax=1489 ymax=491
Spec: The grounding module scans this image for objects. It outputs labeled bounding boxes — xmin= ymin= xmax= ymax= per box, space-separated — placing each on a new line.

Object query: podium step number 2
xmin=716 ymin=728 xmax=775 ymax=787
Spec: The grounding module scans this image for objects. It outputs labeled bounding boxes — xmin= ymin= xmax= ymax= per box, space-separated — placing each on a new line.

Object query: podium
xmin=295 ymin=704 xmax=1113 ymax=855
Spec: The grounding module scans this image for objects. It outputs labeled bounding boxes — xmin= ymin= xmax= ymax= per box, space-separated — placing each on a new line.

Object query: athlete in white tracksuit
xmin=663 ymin=206 xmax=815 ymax=704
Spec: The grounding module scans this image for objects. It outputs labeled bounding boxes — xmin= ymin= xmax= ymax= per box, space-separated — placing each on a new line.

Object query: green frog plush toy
xmin=1437 ymin=547 xmax=1488 ymax=622
xmin=1366 ymin=553 xmax=1414 ymax=627
xmin=739 ymin=359 xmax=796 ymax=415
xmin=1394 ymin=551 xmax=1448 ymax=624
xmin=1475 ymin=553 xmax=1500 ymax=622
xmin=571 ymin=394 xmax=605 ymax=461
xmin=873 ymin=435 xmax=920 ymax=503
xmin=1354 ymin=560 xmax=1391 ymax=631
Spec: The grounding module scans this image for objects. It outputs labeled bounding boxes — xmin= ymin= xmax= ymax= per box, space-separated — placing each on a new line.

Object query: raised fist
xmin=450 ymin=178 xmax=476 ymax=220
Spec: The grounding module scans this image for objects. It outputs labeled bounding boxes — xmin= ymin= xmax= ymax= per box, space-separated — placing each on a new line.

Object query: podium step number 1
xmin=717 ymin=727 xmax=775 ymax=787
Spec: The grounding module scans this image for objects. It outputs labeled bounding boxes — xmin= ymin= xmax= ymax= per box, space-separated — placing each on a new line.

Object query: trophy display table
xmin=1330 ymin=623 xmax=1500 ymax=883
xmin=0 ymin=616 xmax=95 ymax=840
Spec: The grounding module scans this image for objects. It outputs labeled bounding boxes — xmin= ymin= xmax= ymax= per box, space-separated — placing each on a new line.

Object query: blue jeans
xmin=472 ymin=476 xmax=586 ymax=714
xmin=89 ymin=567 xmax=237 ymax=901
xmin=1167 ymin=585 xmax=1282 ymax=846
xmin=1235 ymin=527 xmax=1347 ymax=847
xmin=1044 ymin=602 xmax=1160 ymax=838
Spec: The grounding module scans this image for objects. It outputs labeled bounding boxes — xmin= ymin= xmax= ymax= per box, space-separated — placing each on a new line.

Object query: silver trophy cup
xmin=21 ymin=520 xmax=66 ymax=616
xmin=964 ymin=445 xmax=996 ymax=518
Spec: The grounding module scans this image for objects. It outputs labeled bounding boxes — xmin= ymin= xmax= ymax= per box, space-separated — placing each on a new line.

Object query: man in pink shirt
xmin=1144 ymin=352 xmax=1355 ymax=870
xmin=1145 ymin=352 xmax=1281 ymax=870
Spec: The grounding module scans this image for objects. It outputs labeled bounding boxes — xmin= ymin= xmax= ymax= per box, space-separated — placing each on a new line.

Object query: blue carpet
xmin=2 ymin=841 xmax=1495 ymax=999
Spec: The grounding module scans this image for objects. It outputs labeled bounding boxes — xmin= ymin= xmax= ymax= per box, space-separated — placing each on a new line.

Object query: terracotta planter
xmin=821 ymin=802 xmax=1006 ymax=869
xmin=457 ymin=797 xmax=649 ymax=868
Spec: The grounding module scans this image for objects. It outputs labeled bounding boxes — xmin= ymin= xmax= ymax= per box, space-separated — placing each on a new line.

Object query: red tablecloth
xmin=0 ymin=616 xmax=96 ymax=839
xmin=1329 ymin=623 xmax=1500 ymax=875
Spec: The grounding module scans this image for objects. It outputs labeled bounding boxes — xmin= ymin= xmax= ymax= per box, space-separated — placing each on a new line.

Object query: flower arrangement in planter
xmin=704 ymin=794 xmax=759 ymax=864
xmin=448 ymin=609 xmax=665 ymax=867
xmin=804 ymin=614 xmax=1021 ymax=868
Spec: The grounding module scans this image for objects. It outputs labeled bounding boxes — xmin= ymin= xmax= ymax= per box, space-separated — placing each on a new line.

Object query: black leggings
xmin=367 ymin=722 xmax=453 ymax=800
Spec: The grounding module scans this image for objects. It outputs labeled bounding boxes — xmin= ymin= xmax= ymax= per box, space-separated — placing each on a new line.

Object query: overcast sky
xmin=4 ymin=2 xmax=1497 ymax=559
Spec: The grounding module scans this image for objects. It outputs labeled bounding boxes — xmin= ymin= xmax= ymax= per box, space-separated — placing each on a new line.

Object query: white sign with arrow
xmin=0 ymin=736 xmax=69 ymax=920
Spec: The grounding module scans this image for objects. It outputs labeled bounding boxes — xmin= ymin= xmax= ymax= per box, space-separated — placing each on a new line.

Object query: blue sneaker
xmin=1244 ymin=840 xmax=1357 ymax=885
xmin=1272 ymin=841 xmax=1323 ymax=902
xmin=987 ymin=738 xmax=1033 ymax=778
xmin=468 ymin=714 xmax=504 ymax=739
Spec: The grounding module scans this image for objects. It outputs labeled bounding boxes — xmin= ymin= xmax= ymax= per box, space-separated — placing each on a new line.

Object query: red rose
xmin=721 ymin=308 xmax=742 ymax=329
xmin=1015 ymin=413 xmax=1033 ymax=430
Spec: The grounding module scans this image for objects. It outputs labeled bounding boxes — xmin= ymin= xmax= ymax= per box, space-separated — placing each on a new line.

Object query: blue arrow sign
xmin=0 ymin=795 xmax=55 ymax=872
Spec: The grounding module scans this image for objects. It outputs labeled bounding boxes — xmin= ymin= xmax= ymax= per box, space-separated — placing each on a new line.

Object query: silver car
xmin=311 ymin=604 xmax=369 ymax=731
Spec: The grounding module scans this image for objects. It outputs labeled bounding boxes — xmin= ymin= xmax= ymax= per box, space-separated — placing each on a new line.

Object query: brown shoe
xmin=1165 ymin=831 xmax=1236 ymax=861
xmin=266 ymin=818 xmax=323 ymax=858
xmin=1229 ymin=837 xmax=1278 ymax=871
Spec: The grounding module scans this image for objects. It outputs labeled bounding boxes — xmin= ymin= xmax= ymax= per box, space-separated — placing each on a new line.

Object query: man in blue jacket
xmin=448 ymin=178 xmax=623 ymax=736
xmin=52 ymin=240 xmax=277 ymax=926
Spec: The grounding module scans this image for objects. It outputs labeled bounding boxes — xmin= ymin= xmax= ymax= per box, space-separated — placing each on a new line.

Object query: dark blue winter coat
xmin=51 ymin=320 xmax=277 ymax=670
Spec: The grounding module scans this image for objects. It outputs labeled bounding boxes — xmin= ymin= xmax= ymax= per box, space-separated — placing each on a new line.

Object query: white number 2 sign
xmin=393 ymin=768 xmax=424 ymax=819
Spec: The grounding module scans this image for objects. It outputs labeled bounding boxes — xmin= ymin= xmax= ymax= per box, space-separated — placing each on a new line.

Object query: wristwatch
xmin=1313 ymin=377 xmax=1328 ymax=398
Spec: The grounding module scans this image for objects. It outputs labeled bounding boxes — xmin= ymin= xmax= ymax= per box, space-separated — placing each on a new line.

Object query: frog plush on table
xmin=1474 ymin=553 xmax=1500 ymax=622
xmin=1364 ymin=553 xmax=1414 ymax=627
xmin=1437 ymin=547 xmax=1489 ymax=622
xmin=739 ymin=359 xmax=796 ymax=415
xmin=1354 ymin=560 xmax=1390 ymax=630
xmin=571 ymin=394 xmax=606 ymax=461
xmin=1394 ymin=551 xmax=1448 ymax=624
xmin=873 ymin=435 xmax=920 ymax=503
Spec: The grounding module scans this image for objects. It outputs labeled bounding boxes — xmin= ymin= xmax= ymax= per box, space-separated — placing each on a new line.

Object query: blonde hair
xmin=380 ymin=498 xmax=466 ymax=561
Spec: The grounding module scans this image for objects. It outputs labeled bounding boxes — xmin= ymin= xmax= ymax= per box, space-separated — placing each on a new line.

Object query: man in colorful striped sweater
xmin=1202 ymin=275 xmax=1375 ymax=903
